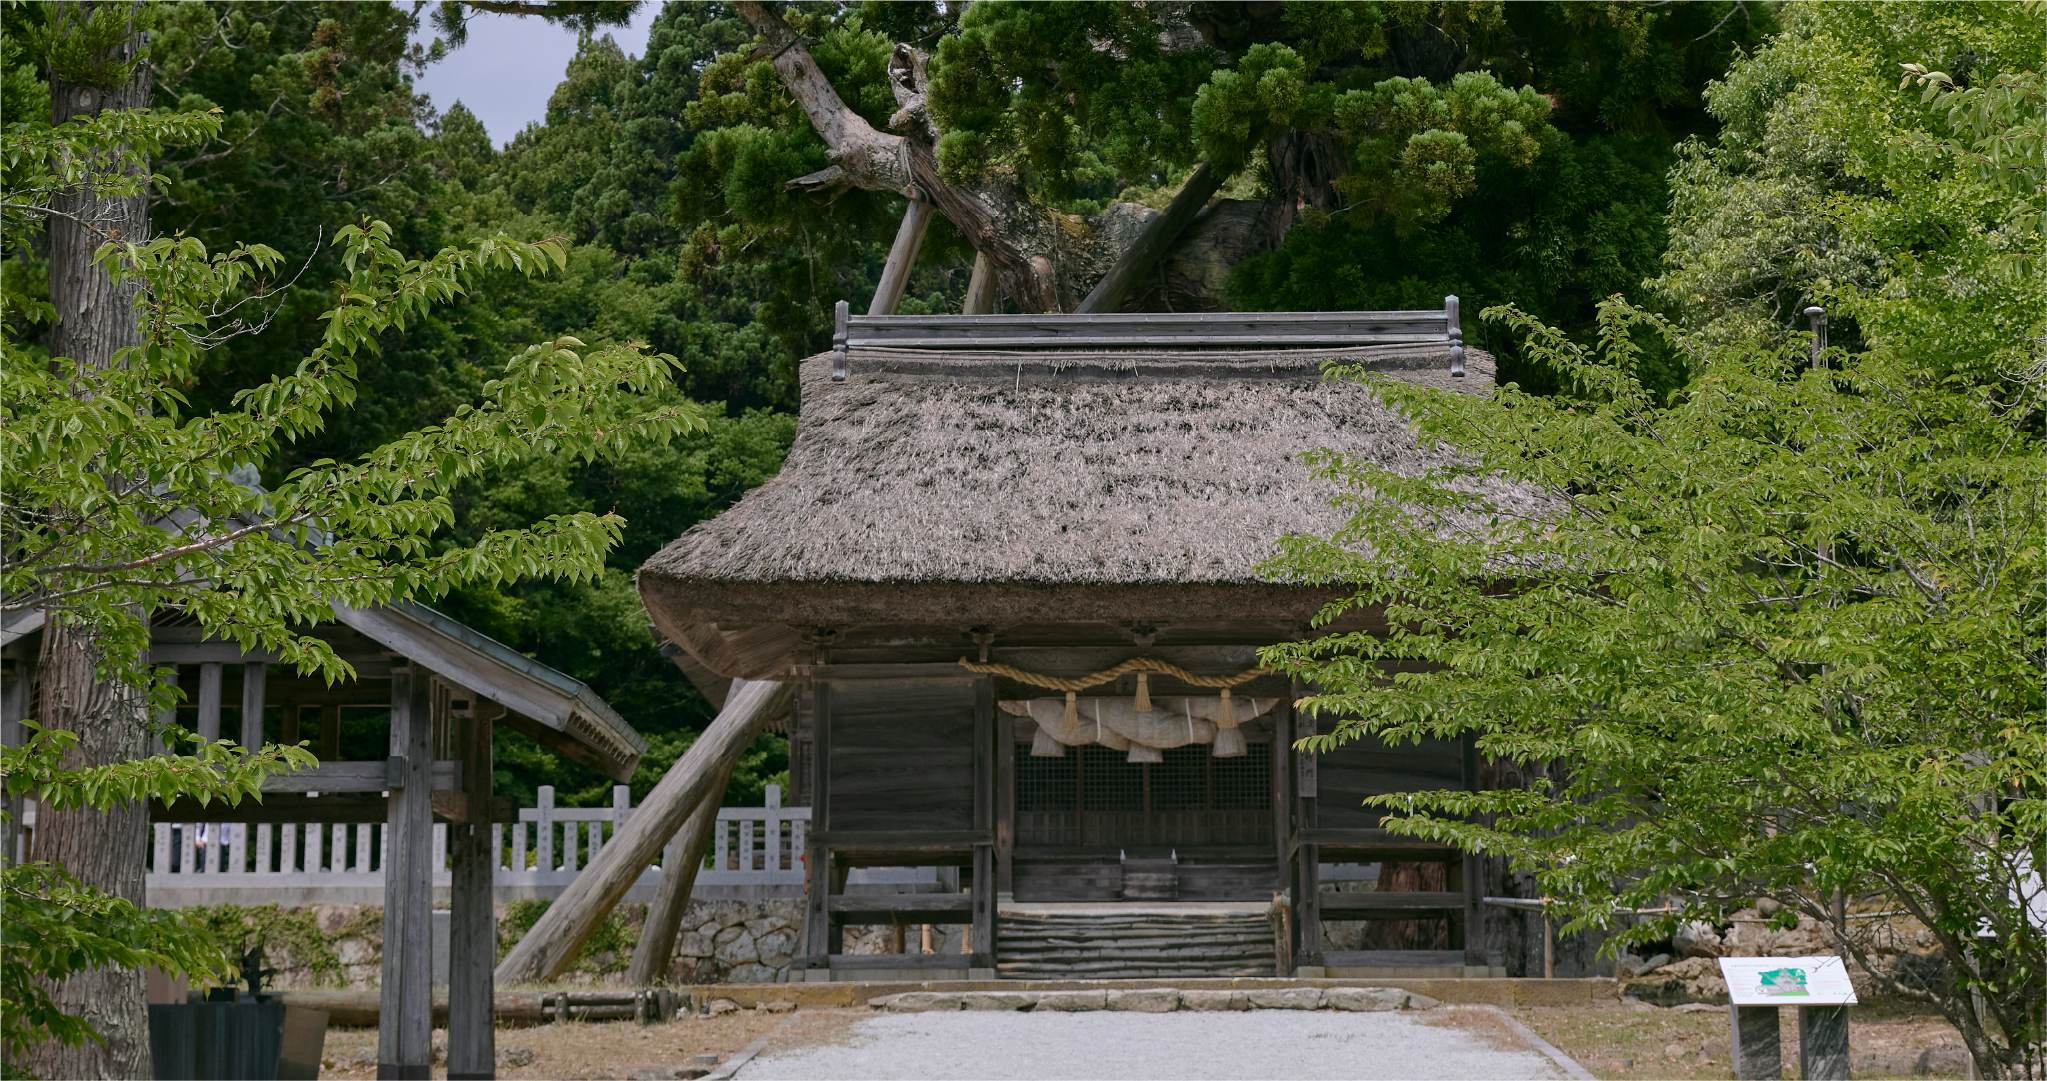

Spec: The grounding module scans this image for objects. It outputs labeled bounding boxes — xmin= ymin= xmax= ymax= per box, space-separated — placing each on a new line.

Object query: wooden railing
xmin=830 ymin=300 xmax=1468 ymax=380
xmin=9 ymin=785 xmax=894 ymax=907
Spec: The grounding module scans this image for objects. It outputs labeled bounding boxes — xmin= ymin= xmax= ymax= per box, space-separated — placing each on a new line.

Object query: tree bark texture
xmin=25 ymin=622 xmax=154 ymax=1080
xmin=23 ymin=7 xmax=156 ymax=1078
xmin=732 ymin=3 xmax=1296 ymax=313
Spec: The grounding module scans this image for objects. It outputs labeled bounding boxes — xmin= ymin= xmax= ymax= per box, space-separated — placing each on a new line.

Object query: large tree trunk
xmin=733 ymin=3 xmax=1294 ymax=312
xmin=23 ymin=7 xmax=156 ymax=1078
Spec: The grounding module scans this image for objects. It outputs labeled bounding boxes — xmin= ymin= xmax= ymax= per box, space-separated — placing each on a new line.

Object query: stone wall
xmin=1619 ymin=904 xmax=1946 ymax=1005
xmin=215 ymin=898 xmax=816 ymax=990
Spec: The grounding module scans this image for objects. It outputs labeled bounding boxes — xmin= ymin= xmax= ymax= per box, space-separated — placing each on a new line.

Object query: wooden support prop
xmin=447 ymin=705 xmax=495 ymax=1079
xmin=870 ymin=197 xmax=932 ymax=318
xmin=496 ymin=679 xmax=789 ymax=983
xmin=379 ymin=664 xmax=435 ymax=1079
xmin=1075 ymin=162 xmax=1222 ymax=314
xmin=626 ymin=754 xmax=740 ymax=986
xmin=962 ymin=252 xmax=996 ymax=314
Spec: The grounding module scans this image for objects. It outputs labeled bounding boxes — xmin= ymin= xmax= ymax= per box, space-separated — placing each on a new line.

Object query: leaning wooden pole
xmin=870 ymin=197 xmax=932 ymax=316
xmin=625 ymin=755 xmax=740 ymax=985
xmin=1075 ymin=162 xmax=1221 ymax=314
xmin=496 ymin=679 xmax=789 ymax=983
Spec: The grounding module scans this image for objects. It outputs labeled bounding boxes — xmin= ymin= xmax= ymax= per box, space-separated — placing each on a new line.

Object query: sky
xmin=413 ymin=5 xmax=662 ymax=147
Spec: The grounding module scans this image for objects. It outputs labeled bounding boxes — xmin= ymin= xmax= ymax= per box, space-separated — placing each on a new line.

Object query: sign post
xmin=1721 ymin=956 xmax=1857 ymax=1081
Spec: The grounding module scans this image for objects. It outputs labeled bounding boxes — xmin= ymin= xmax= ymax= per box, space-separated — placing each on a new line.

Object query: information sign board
xmin=1720 ymin=955 xmax=1858 ymax=1006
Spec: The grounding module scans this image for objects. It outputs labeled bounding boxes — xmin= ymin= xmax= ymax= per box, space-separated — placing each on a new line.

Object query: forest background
xmin=2 ymin=0 xmax=1771 ymax=808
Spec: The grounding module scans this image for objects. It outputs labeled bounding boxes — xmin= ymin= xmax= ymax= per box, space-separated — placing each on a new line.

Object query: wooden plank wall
xmin=825 ymin=678 xmax=978 ymax=833
xmin=1312 ymin=730 xmax=1464 ymax=831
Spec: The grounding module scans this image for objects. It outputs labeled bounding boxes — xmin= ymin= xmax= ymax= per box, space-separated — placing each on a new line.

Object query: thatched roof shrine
xmin=642 ymin=320 xmax=1540 ymax=680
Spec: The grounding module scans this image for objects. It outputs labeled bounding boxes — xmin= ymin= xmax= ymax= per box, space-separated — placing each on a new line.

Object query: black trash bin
xmin=148 ymin=991 xmax=327 ymax=1080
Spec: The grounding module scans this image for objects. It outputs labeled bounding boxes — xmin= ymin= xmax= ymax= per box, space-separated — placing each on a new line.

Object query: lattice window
xmin=1214 ymin=741 xmax=1271 ymax=810
xmin=1015 ymin=741 xmax=1270 ymax=814
xmin=1016 ymin=752 xmax=1077 ymax=812
xmin=1078 ymin=745 xmax=1143 ymax=812
xmin=1151 ymin=746 xmax=1208 ymax=811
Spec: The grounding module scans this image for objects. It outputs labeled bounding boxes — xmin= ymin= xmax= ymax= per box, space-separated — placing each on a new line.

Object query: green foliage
xmin=0 ymin=728 xmax=312 ymax=1060
xmin=1 ymin=43 xmax=698 ymax=1057
xmin=186 ymin=904 xmax=344 ymax=988
xmin=1264 ymin=5 xmax=2046 ymax=1074
xmin=1 ymin=863 xmax=230 ymax=1061
xmin=1653 ymin=1 xmax=2045 ymax=349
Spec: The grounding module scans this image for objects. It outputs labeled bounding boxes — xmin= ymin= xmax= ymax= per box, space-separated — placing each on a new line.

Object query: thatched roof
xmin=640 ymin=342 xmax=1536 ymax=679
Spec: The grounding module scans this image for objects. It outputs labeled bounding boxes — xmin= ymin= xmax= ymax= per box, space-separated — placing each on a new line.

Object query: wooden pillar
xmin=1730 ymin=1006 xmax=1782 ymax=1080
xmin=970 ymin=676 xmax=995 ymax=969
xmin=800 ymin=679 xmax=832 ymax=974
xmin=3 ymin=660 xmax=30 ymax=863
xmin=869 ymin=198 xmax=932 ymax=316
xmin=1459 ymin=734 xmax=1486 ymax=970
xmin=239 ymin=662 xmax=267 ymax=750
xmin=447 ymin=702 xmax=495 ymax=1079
xmin=195 ymin=662 xmax=223 ymax=742
xmin=151 ymin=666 xmax=178 ymax=755
xmin=379 ymin=663 xmax=434 ymax=1080
xmin=962 ymin=253 xmax=996 ymax=314
xmin=627 ymin=755 xmax=740 ymax=985
xmin=994 ymin=712 xmax=1015 ymax=895
xmin=1293 ymin=706 xmax=1322 ymax=969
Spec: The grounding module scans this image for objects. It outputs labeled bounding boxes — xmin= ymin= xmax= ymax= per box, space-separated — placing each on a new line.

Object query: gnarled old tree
xmin=725 ymin=1 xmax=1763 ymax=314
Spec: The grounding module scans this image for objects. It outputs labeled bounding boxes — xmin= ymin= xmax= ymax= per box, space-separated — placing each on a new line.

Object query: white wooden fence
xmin=133 ymin=784 xmax=839 ymax=908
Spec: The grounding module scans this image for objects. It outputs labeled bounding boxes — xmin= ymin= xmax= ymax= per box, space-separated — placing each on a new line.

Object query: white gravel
xmin=732 ymin=1010 xmax=1567 ymax=1080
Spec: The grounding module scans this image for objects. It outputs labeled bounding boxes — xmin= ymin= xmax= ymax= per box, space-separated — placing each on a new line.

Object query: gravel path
xmin=731 ymin=1010 xmax=1568 ymax=1080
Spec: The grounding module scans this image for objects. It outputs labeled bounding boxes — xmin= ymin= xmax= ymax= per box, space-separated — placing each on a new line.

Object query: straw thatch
xmin=640 ymin=342 xmax=1539 ymax=678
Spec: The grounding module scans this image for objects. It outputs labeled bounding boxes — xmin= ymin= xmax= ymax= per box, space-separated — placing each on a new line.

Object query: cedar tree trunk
xmin=22 ymin=6 xmax=156 ymax=1077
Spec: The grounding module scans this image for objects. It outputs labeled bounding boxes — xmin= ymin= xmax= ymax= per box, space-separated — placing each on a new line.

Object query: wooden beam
xmin=962 ymin=252 xmax=995 ymax=314
xmin=1074 ymin=162 xmax=1222 ymax=314
xmin=495 ymin=679 xmax=789 ymax=983
xmin=149 ymin=643 xmax=282 ymax=665
xmin=447 ymin=706 xmax=495 ymax=1079
xmin=149 ymin=793 xmax=515 ymax=824
xmin=869 ymin=197 xmax=932 ymax=317
xmin=239 ymin=661 xmax=267 ymax=750
xmin=626 ymin=756 xmax=740 ymax=986
xmin=380 ymin=664 xmax=434 ymax=1079
xmin=258 ymin=760 xmax=462 ymax=794
xmin=196 ymin=662 xmax=223 ymax=742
